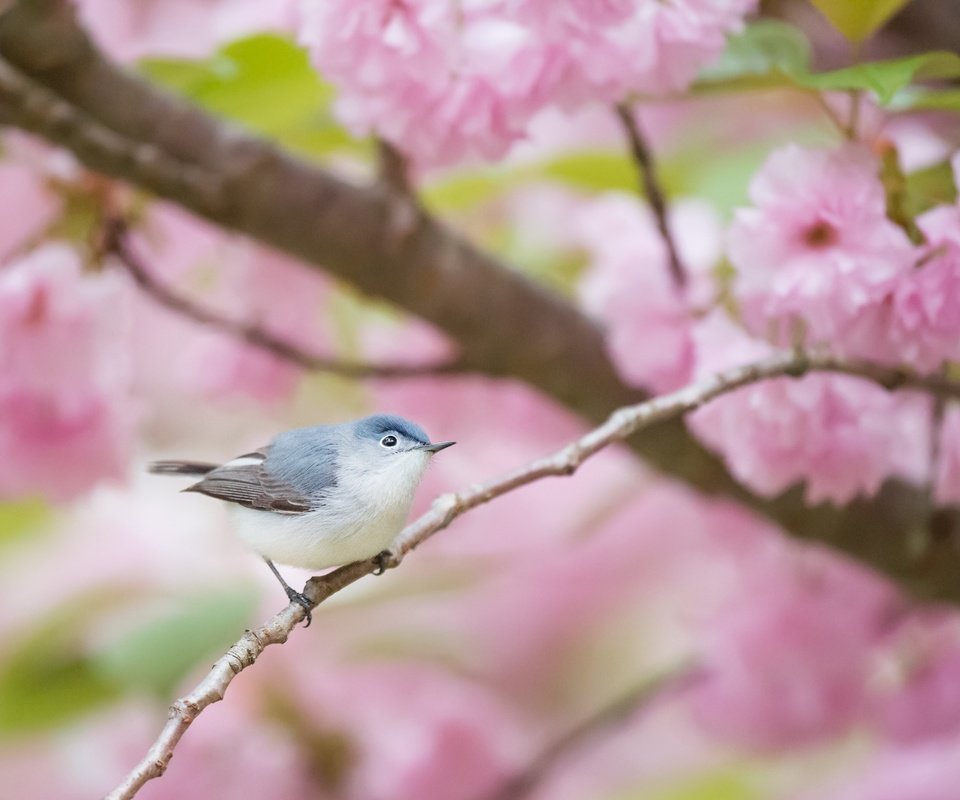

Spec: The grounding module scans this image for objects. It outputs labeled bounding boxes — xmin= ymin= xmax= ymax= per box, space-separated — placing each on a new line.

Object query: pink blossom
xmin=835 ymin=154 xmax=960 ymax=372
xmin=0 ymin=244 xmax=134 ymax=502
xmin=609 ymin=0 xmax=758 ymax=95
xmin=842 ymin=242 xmax=960 ymax=372
xmin=300 ymin=0 xmax=756 ymax=166
xmin=688 ymin=550 xmax=897 ymax=749
xmin=577 ymin=194 xmax=721 ymax=392
xmin=728 ymin=144 xmax=914 ymax=344
xmin=687 ymin=312 xmax=931 ymax=504
xmin=868 ymin=614 xmax=960 ymax=743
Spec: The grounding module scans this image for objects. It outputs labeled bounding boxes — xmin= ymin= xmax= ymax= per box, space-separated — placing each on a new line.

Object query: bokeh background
xmin=2 ymin=1 xmax=960 ymax=799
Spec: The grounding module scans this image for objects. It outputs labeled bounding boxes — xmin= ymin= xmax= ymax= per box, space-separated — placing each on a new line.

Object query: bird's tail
xmin=148 ymin=460 xmax=218 ymax=476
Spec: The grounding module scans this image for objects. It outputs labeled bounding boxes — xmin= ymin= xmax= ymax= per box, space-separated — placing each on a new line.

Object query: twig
xmin=810 ymin=91 xmax=849 ymax=137
xmin=101 ymin=219 xmax=461 ymax=379
xmin=845 ymin=89 xmax=863 ymax=141
xmin=614 ymin=102 xmax=687 ymax=289
xmin=104 ymin=351 xmax=960 ymax=800
xmin=484 ymin=668 xmax=701 ymax=800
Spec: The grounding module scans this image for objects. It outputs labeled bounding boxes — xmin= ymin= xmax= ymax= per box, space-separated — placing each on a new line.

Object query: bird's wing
xmin=184 ymin=451 xmax=317 ymax=514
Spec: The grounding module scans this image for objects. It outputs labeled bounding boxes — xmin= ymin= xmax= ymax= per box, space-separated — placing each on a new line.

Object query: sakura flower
xmin=601 ymin=0 xmax=758 ymax=96
xmin=868 ymin=614 xmax=960 ymax=743
xmin=688 ymin=550 xmax=896 ymax=749
xmin=687 ymin=312 xmax=931 ymax=504
xmin=0 ymin=245 xmax=134 ymax=502
xmin=300 ymin=0 xmax=757 ymax=166
xmin=728 ymin=144 xmax=914 ymax=344
xmin=577 ymin=194 xmax=722 ymax=392
xmin=841 ymin=242 xmax=960 ymax=373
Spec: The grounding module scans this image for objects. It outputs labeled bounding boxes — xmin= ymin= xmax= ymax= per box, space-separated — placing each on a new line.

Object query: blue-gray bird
xmin=150 ymin=415 xmax=455 ymax=624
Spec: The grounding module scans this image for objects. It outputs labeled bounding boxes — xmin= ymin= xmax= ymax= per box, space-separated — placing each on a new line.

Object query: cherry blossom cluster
xmin=299 ymin=0 xmax=757 ymax=165
xmin=579 ymin=142 xmax=960 ymax=504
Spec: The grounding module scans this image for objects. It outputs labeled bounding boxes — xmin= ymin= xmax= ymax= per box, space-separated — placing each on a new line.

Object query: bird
xmin=149 ymin=414 xmax=455 ymax=625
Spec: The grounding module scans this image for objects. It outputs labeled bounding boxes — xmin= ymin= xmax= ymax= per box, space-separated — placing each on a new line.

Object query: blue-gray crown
xmin=354 ymin=414 xmax=430 ymax=444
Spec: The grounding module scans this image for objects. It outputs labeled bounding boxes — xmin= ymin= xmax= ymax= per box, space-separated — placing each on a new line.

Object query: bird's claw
xmin=285 ymin=588 xmax=313 ymax=627
xmin=373 ymin=550 xmax=392 ymax=576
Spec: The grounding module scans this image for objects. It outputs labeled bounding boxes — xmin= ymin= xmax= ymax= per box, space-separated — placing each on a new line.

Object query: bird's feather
xmin=148 ymin=460 xmax=218 ymax=476
xmin=185 ymin=438 xmax=340 ymax=515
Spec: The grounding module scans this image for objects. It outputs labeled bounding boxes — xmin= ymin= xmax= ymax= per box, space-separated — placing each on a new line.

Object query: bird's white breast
xmin=227 ymin=448 xmax=431 ymax=570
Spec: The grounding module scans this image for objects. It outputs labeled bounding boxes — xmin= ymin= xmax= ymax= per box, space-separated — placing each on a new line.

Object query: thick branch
xmin=2 ymin=2 xmax=960 ymax=603
xmin=614 ymin=102 xmax=687 ymax=288
xmin=102 ymin=220 xmax=459 ymax=379
xmin=104 ymin=352 xmax=960 ymax=800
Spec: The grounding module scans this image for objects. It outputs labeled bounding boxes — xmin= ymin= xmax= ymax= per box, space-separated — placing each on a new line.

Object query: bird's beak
xmin=421 ymin=441 xmax=456 ymax=453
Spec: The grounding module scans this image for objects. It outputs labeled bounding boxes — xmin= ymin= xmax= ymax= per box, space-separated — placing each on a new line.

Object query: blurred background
xmin=2 ymin=1 xmax=960 ymax=798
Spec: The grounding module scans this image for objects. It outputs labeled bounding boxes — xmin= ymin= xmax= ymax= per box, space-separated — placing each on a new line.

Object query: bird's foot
xmin=285 ymin=587 xmax=313 ymax=627
xmin=373 ymin=550 xmax=392 ymax=576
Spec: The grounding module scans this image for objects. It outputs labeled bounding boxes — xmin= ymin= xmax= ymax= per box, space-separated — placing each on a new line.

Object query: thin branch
xmin=845 ymin=89 xmax=863 ymax=141
xmin=101 ymin=219 xmax=460 ymax=379
xmin=614 ymin=102 xmax=687 ymax=289
xmin=104 ymin=351 xmax=960 ymax=800
xmin=484 ymin=668 xmax=701 ymax=800
xmin=809 ymin=91 xmax=849 ymax=137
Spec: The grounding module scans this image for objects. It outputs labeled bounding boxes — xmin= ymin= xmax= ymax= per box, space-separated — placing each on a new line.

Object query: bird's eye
xmin=380 ymin=435 xmax=398 ymax=448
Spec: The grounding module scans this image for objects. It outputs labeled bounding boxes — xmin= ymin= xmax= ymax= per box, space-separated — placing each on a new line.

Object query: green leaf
xmin=611 ymin=770 xmax=758 ymax=800
xmin=0 ymin=500 xmax=49 ymax=548
xmin=903 ymin=160 xmax=958 ymax=218
xmin=93 ymin=588 xmax=258 ymax=697
xmin=539 ymin=152 xmax=638 ymax=193
xmin=810 ymin=0 xmax=913 ymax=44
xmin=701 ymin=20 xmax=812 ymax=84
xmin=139 ymin=34 xmax=370 ymax=160
xmin=698 ymin=21 xmax=960 ymax=109
xmin=796 ymin=51 xmax=960 ymax=105
xmin=0 ymin=591 xmax=127 ymax=735
xmin=894 ymin=87 xmax=960 ymax=113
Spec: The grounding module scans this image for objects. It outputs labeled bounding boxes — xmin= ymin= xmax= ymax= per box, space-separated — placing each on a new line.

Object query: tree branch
xmin=614 ymin=102 xmax=687 ymax=289
xmin=101 ymin=218 xmax=460 ymax=379
xmin=104 ymin=352 xmax=960 ymax=800
xmin=2 ymin=1 xmax=960 ymax=603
